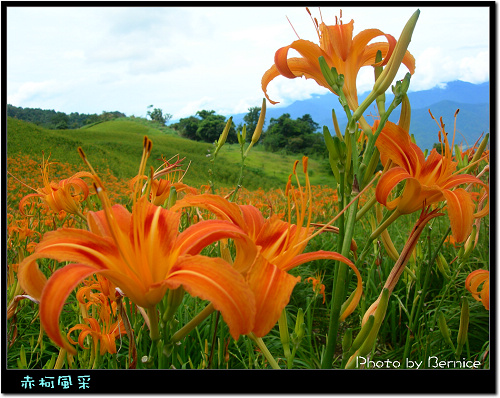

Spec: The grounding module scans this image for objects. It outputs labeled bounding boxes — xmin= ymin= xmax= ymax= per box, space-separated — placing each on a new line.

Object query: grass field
xmin=7 ymin=117 xmax=332 ymax=191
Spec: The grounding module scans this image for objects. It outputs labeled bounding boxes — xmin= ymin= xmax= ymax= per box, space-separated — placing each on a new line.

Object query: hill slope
xmin=7 ymin=118 xmax=332 ymax=191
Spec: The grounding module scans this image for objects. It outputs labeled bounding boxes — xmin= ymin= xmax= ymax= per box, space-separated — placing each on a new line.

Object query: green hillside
xmin=7 ymin=117 xmax=333 ymax=191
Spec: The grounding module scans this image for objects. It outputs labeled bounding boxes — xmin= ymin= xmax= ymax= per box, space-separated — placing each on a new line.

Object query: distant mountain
xmin=230 ymin=80 xmax=489 ymax=150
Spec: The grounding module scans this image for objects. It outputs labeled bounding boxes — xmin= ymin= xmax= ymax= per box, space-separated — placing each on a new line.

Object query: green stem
xmin=147 ymin=306 xmax=160 ymax=342
xmin=322 ymin=197 xmax=360 ymax=368
xmin=321 ymin=170 xmax=346 ymax=369
xmin=248 ymin=333 xmax=281 ymax=369
xmin=356 ymin=208 xmax=401 ymax=266
xmin=229 ymin=139 xmax=248 ymax=202
xmin=369 ymin=208 xmax=401 ymax=242
xmin=356 ymin=194 xmax=377 ymax=221
xmin=146 ymin=306 xmax=161 ymax=367
xmin=171 ymin=303 xmax=215 ymax=343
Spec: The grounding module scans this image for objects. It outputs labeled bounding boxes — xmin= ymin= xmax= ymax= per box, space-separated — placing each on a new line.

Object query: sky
xmin=6 ymin=5 xmax=490 ymax=121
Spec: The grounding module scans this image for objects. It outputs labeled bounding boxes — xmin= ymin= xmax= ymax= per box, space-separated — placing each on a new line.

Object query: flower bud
xmin=19 ymin=345 xmax=27 ymax=369
xmin=342 ymin=328 xmax=353 ymax=354
xmin=346 ymin=288 xmax=389 ymax=368
xmin=374 ymin=50 xmax=386 ymax=117
xmin=352 ymin=9 xmax=419 ymax=121
xmin=162 ymin=286 xmax=185 ymax=324
xmin=214 ymin=117 xmax=233 ymax=156
xmin=398 ymin=93 xmax=411 ymax=133
xmin=166 ymin=186 xmax=177 ymax=209
xmin=293 ymin=308 xmax=306 ymax=344
xmin=319 ymin=56 xmax=337 ymax=89
xmin=466 ymin=133 xmax=489 ymax=174
xmin=437 ymin=310 xmax=455 ymax=350
xmin=344 ymin=315 xmax=375 ymax=368
xmin=460 ymin=225 xmax=477 ymax=261
xmin=250 ymin=98 xmax=266 ymax=144
xmin=372 ymin=10 xmax=419 ymax=96
xmin=436 ymin=252 xmax=451 ymax=280
xmin=323 ymin=126 xmax=339 ymax=159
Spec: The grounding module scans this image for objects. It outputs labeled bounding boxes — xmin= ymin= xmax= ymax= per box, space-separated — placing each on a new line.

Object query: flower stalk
xmin=248 ymin=333 xmax=281 ymax=369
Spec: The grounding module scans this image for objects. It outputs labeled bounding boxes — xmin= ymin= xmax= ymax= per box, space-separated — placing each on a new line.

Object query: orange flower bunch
xmin=259 ymin=7 xmax=489 ymax=369
xmin=262 ymin=8 xmax=415 ymax=112
xmin=17 ymin=153 xmax=93 ymax=218
xmin=373 ymin=115 xmax=489 ymax=243
xmin=215 ymin=184 xmax=343 ymax=221
xmin=68 ymin=275 xmax=127 ymax=356
xmin=172 ymin=156 xmax=363 ymax=335
xmin=16 ymin=136 xmax=363 ymax=356
xmin=129 ymin=153 xmax=198 ymax=207
xmin=306 ymin=273 xmax=326 ymax=304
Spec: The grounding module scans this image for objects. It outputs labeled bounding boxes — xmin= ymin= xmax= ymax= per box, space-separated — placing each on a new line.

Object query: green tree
xmin=174 ymin=116 xmax=200 ymax=140
xmin=51 ymin=112 xmax=69 ymax=129
xmin=432 ymin=142 xmax=443 ymax=154
xmin=194 ymin=110 xmax=236 ymax=144
xmin=147 ymin=105 xmax=172 ymax=126
xmin=262 ymin=113 xmax=325 ymax=156
xmin=297 ymin=114 xmax=320 ymax=133
xmin=6 ymin=104 xmax=125 ymax=129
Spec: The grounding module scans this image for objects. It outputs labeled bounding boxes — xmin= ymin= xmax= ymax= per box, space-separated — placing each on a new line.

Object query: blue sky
xmin=7 ymin=5 xmax=490 ymax=120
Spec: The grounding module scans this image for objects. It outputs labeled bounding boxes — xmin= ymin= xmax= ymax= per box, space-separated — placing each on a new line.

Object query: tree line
xmin=172 ymin=107 xmax=326 ymax=158
xmin=7 ymin=104 xmax=126 ymax=130
xmin=8 ymin=103 xmax=327 ymax=158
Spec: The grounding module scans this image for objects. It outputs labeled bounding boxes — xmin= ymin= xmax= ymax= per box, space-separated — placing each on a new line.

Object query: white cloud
xmin=127 ymin=49 xmax=191 ymax=75
xmin=175 ymin=97 xmax=216 ymax=119
xmin=458 ymin=51 xmax=489 ymax=83
xmin=408 ymin=47 xmax=489 ymax=92
xmin=7 ymin=80 xmax=68 ymax=107
xmin=6 ymin=6 xmax=490 ymax=117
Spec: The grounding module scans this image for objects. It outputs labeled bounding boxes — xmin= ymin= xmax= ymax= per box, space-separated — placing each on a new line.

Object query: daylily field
xmin=6 ymin=7 xmax=490 ymax=380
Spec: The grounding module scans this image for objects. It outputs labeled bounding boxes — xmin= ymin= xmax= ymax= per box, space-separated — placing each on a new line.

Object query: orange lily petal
xmin=175 ymin=219 xmax=255 ymax=257
xmin=441 ymin=188 xmax=475 ymax=243
xmin=164 ymin=255 xmax=256 ymax=340
xmin=323 ymin=19 xmax=354 ymax=62
xmin=87 ymin=204 xmax=131 ymax=237
xmin=172 ymin=193 xmax=246 ymax=227
xmin=17 ymin=254 xmax=48 ymax=301
xmin=375 ymin=167 xmax=412 ymax=210
xmin=375 ymin=120 xmax=422 ymax=173
xmin=40 ymin=263 xmax=97 ymax=355
xmin=465 ymin=270 xmax=489 ymax=310
xmin=246 ymin=256 xmax=300 ymax=337
xmin=261 ymin=64 xmax=282 ymax=105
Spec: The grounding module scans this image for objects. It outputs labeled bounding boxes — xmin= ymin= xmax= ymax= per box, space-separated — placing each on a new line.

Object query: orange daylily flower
xmin=68 ymin=316 xmax=126 ymax=356
xmin=149 ymin=179 xmax=198 ymax=206
xmin=68 ymin=280 xmax=126 ymax=356
xmin=172 ymin=157 xmax=363 ymax=337
xmin=18 ymin=154 xmax=92 ymax=217
xmin=17 ymin=138 xmax=256 ymax=354
xmin=306 ymin=274 xmax=326 ymax=304
xmin=8 ymin=218 xmax=41 ymax=243
xmin=465 ymin=270 xmax=489 ymax=310
xmin=374 ymin=120 xmax=489 ymax=243
xmin=262 ymin=8 xmax=415 ymax=112
xmin=129 ymin=154 xmax=198 ymax=206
